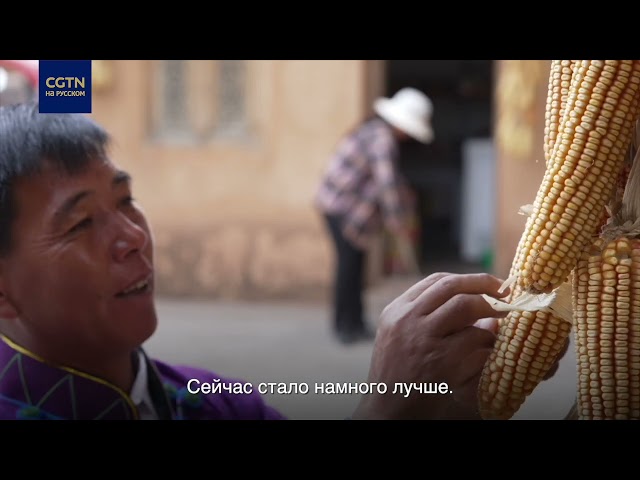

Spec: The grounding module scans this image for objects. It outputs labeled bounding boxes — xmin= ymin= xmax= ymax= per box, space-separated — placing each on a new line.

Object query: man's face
xmin=0 ymin=158 xmax=157 ymax=358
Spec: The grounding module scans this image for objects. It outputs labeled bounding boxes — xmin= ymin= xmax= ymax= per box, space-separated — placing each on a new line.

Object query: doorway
xmin=383 ymin=60 xmax=495 ymax=273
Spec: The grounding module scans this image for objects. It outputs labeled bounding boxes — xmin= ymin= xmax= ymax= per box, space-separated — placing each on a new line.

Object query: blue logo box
xmin=39 ymin=60 xmax=92 ymax=114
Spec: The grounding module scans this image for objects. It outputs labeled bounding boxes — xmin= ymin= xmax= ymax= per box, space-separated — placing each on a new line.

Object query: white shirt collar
xmin=129 ymin=350 xmax=159 ymax=420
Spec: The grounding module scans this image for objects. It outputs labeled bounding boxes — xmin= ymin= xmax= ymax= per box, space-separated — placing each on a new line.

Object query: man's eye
xmin=120 ymin=196 xmax=135 ymax=207
xmin=68 ymin=218 xmax=92 ymax=234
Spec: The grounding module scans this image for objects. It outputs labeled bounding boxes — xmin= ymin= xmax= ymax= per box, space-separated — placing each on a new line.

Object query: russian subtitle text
xmin=187 ymin=379 xmax=451 ymax=396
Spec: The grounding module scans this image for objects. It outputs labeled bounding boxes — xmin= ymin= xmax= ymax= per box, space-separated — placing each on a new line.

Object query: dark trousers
xmin=324 ymin=214 xmax=366 ymax=334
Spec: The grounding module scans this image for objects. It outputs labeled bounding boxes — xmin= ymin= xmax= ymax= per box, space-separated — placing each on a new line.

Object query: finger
xmin=413 ymin=273 xmax=510 ymax=318
xmin=452 ymin=325 xmax=498 ymax=349
xmin=425 ymin=292 xmax=507 ymax=337
xmin=433 ymin=329 xmax=496 ymax=389
xmin=400 ymin=272 xmax=454 ymax=302
xmin=473 ymin=317 xmax=500 ymax=334
xmin=452 ymin=369 xmax=485 ymax=408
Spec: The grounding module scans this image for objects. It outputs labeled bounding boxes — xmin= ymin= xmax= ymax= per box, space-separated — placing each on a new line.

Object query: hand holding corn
xmin=353 ymin=272 xmax=509 ymax=420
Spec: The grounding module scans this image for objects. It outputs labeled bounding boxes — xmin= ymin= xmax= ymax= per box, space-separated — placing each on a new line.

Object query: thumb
xmin=473 ymin=317 xmax=499 ymax=334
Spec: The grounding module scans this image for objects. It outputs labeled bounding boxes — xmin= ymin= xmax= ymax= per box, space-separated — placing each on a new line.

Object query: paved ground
xmin=143 ymin=273 xmax=578 ymax=420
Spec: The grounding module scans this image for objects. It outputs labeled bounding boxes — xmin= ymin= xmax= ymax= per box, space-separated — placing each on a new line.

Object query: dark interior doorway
xmin=384 ymin=60 xmax=494 ymax=272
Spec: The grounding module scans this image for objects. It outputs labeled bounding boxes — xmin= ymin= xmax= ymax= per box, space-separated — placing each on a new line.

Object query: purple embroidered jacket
xmin=0 ymin=336 xmax=286 ymax=420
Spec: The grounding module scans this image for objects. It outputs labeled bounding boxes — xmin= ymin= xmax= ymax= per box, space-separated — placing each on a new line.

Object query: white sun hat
xmin=373 ymin=87 xmax=434 ymax=144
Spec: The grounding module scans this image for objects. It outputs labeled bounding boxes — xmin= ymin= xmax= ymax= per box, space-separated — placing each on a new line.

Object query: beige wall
xmin=90 ymin=60 xmax=369 ymax=300
xmin=493 ymin=60 xmax=551 ymax=278
xmin=89 ymin=60 xmax=556 ymax=300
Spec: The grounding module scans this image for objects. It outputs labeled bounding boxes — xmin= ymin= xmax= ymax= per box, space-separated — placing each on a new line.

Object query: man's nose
xmin=111 ymin=215 xmax=149 ymax=262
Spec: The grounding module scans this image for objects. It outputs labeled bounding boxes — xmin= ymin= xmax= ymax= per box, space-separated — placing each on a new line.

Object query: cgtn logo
xmin=39 ymin=60 xmax=92 ymax=113
xmin=45 ymin=76 xmax=86 ymax=96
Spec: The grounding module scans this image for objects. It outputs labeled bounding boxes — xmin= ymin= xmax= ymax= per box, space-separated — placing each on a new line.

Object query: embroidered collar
xmin=129 ymin=350 xmax=158 ymax=419
xmin=0 ymin=335 xmax=175 ymax=420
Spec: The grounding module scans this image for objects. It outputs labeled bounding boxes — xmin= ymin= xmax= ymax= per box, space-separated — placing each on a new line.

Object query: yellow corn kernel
xmin=573 ymin=236 xmax=640 ymax=420
xmin=520 ymin=60 xmax=640 ymax=294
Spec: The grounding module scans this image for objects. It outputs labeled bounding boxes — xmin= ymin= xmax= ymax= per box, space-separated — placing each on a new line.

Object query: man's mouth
xmin=116 ymin=275 xmax=152 ymax=297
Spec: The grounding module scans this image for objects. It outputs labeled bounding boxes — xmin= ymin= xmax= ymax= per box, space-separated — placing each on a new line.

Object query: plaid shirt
xmin=315 ymin=117 xmax=414 ymax=250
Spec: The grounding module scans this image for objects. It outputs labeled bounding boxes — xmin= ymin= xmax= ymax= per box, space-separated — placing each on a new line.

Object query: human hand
xmin=351 ymin=272 xmax=509 ymax=420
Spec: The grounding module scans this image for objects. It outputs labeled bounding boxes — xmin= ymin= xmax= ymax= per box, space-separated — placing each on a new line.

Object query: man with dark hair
xmin=0 ymin=101 xmax=518 ymax=420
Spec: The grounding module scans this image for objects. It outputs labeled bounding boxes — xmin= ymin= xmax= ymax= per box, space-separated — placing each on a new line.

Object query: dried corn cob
xmin=505 ymin=60 xmax=575 ymax=304
xmin=478 ymin=60 xmax=640 ymax=420
xmin=573 ymin=236 xmax=640 ymax=419
xmin=521 ymin=60 xmax=640 ymax=294
xmin=479 ymin=307 xmax=572 ymax=419
xmin=572 ymin=120 xmax=640 ymax=420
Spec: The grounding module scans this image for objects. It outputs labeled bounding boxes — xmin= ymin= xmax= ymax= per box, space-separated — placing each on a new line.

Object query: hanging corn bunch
xmin=478 ymin=60 xmax=640 ymax=420
xmin=572 ymin=120 xmax=640 ymax=420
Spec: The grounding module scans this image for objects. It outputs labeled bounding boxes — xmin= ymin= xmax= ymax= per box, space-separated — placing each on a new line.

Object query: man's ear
xmin=0 ymin=277 xmax=18 ymax=321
